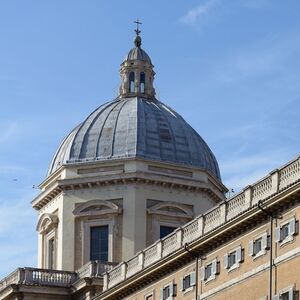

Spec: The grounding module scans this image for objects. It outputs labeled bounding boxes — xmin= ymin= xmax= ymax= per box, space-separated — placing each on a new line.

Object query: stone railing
xmin=0 ymin=261 xmax=118 ymax=293
xmin=103 ymin=155 xmax=300 ymax=291
xmin=0 ymin=268 xmax=77 ymax=291
xmin=77 ymin=261 xmax=117 ymax=279
xmin=143 ymin=241 xmax=162 ymax=267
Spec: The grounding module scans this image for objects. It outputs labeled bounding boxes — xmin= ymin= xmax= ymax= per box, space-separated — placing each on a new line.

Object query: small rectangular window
xmin=160 ymin=283 xmax=176 ymax=300
xmin=275 ymin=218 xmax=298 ymax=245
xmin=180 ymin=271 xmax=196 ymax=292
xmin=224 ymin=247 xmax=243 ymax=270
xmin=205 ymin=263 xmax=212 ymax=279
xmin=254 ymin=237 xmax=262 ymax=254
xmin=249 ymin=233 xmax=268 ymax=258
xmin=228 ymin=251 xmax=236 ymax=268
xmin=281 ymin=223 xmax=290 ymax=240
xmin=200 ymin=259 xmax=219 ymax=281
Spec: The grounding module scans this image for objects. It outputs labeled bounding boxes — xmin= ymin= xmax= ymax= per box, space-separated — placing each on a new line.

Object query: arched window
xmin=129 ymin=72 xmax=135 ymax=92
xmin=140 ymin=72 xmax=145 ymax=93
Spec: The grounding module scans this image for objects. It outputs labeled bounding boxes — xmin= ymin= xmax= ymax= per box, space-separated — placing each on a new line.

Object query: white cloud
xmin=180 ymin=0 xmax=218 ymax=26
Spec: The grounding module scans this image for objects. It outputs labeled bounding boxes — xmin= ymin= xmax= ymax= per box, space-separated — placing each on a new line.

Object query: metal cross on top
xmin=134 ymin=19 xmax=142 ymax=35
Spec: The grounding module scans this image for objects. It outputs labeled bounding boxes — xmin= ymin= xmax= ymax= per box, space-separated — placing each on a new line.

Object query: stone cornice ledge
xmin=32 ymin=171 xmax=224 ymax=210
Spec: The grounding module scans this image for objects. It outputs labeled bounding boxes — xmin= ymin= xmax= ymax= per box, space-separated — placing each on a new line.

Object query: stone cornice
xmin=39 ymin=157 xmax=227 ymax=192
xmin=32 ymin=171 xmax=224 ymax=211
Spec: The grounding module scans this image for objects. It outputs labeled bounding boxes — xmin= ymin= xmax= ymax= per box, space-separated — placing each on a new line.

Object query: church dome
xmin=124 ymin=33 xmax=152 ymax=64
xmin=48 ymin=97 xmax=221 ymax=180
xmin=125 ymin=47 xmax=152 ymax=64
xmin=48 ymin=28 xmax=221 ymax=181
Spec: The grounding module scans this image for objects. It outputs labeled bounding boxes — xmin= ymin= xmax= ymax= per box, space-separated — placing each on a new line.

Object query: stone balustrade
xmin=0 ymin=268 xmax=77 ymax=290
xmin=77 ymin=261 xmax=117 ymax=279
xmin=103 ymin=156 xmax=300 ymax=291
xmin=0 ymin=261 xmax=118 ymax=293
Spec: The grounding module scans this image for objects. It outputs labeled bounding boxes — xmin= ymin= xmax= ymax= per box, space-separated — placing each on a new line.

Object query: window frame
xmin=160 ymin=281 xmax=176 ymax=300
xmin=224 ymin=246 xmax=243 ymax=272
xmin=90 ymin=225 xmax=109 ymax=262
xmin=44 ymin=229 xmax=57 ymax=269
xmin=249 ymin=232 xmax=268 ymax=259
xmin=179 ymin=271 xmax=196 ymax=293
xmin=82 ymin=219 xmax=114 ymax=264
xmin=275 ymin=217 xmax=298 ymax=246
xmin=273 ymin=285 xmax=297 ymax=300
xmin=200 ymin=258 xmax=219 ymax=283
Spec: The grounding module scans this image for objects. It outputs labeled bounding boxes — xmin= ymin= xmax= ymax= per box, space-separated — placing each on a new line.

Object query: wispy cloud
xmin=0 ymin=199 xmax=35 ymax=236
xmin=180 ymin=0 xmax=218 ymax=26
xmin=220 ymin=150 xmax=295 ymax=192
xmin=0 ymin=121 xmax=19 ymax=145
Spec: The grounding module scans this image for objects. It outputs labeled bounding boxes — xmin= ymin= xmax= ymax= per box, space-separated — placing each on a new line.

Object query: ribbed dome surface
xmin=125 ymin=47 xmax=152 ymax=64
xmin=48 ymin=97 xmax=221 ymax=180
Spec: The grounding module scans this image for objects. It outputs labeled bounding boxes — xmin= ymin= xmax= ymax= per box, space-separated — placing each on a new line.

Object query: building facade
xmin=99 ymin=157 xmax=300 ymax=300
xmin=0 ymin=29 xmax=299 ymax=300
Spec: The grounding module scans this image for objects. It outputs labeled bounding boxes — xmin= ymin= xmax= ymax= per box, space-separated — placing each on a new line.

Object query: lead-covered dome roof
xmin=125 ymin=47 xmax=152 ymax=64
xmin=48 ymin=97 xmax=221 ymax=180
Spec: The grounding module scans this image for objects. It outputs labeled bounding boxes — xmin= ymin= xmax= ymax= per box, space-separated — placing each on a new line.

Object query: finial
xmin=134 ymin=19 xmax=142 ymax=48
xmin=134 ymin=18 xmax=142 ymax=36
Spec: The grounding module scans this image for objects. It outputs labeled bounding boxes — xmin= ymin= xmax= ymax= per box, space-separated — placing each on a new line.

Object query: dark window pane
xmin=129 ymin=72 xmax=135 ymax=92
xmin=48 ymin=238 xmax=55 ymax=270
xmin=90 ymin=226 xmax=109 ymax=262
xmin=160 ymin=226 xmax=176 ymax=239
xmin=140 ymin=72 xmax=145 ymax=93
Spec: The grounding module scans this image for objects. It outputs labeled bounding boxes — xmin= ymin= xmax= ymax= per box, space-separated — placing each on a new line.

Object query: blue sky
xmin=0 ymin=0 xmax=300 ymax=278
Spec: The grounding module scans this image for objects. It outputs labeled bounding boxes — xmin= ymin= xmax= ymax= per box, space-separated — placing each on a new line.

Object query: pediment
xmin=147 ymin=201 xmax=193 ymax=219
xmin=36 ymin=213 xmax=58 ymax=234
xmin=73 ymin=199 xmax=122 ymax=217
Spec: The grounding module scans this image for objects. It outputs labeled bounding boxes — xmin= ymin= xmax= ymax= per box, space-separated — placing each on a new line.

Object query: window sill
xmin=183 ymin=286 xmax=194 ymax=294
xmin=227 ymin=263 xmax=239 ymax=273
xmin=204 ymin=275 xmax=216 ymax=284
xmin=279 ymin=235 xmax=294 ymax=247
xmin=252 ymin=249 xmax=267 ymax=260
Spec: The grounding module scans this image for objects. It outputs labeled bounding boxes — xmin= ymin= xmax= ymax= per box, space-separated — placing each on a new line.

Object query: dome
xmin=125 ymin=47 xmax=152 ymax=64
xmin=124 ymin=34 xmax=152 ymax=64
xmin=48 ymin=97 xmax=221 ymax=180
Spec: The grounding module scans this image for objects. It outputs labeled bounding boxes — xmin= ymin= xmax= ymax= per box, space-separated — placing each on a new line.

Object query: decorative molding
xmin=147 ymin=201 xmax=194 ymax=219
xmin=73 ymin=199 xmax=122 ymax=217
xmin=36 ymin=213 xmax=58 ymax=234
xmin=32 ymin=171 xmax=224 ymax=210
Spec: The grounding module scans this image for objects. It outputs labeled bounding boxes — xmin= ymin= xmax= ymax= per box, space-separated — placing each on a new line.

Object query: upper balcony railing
xmin=103 ymin=155 xmax=300 ymax=290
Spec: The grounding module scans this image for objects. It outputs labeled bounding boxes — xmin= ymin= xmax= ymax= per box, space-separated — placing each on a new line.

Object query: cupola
xmin=119 ymin=22 xmax=155 ymax=99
